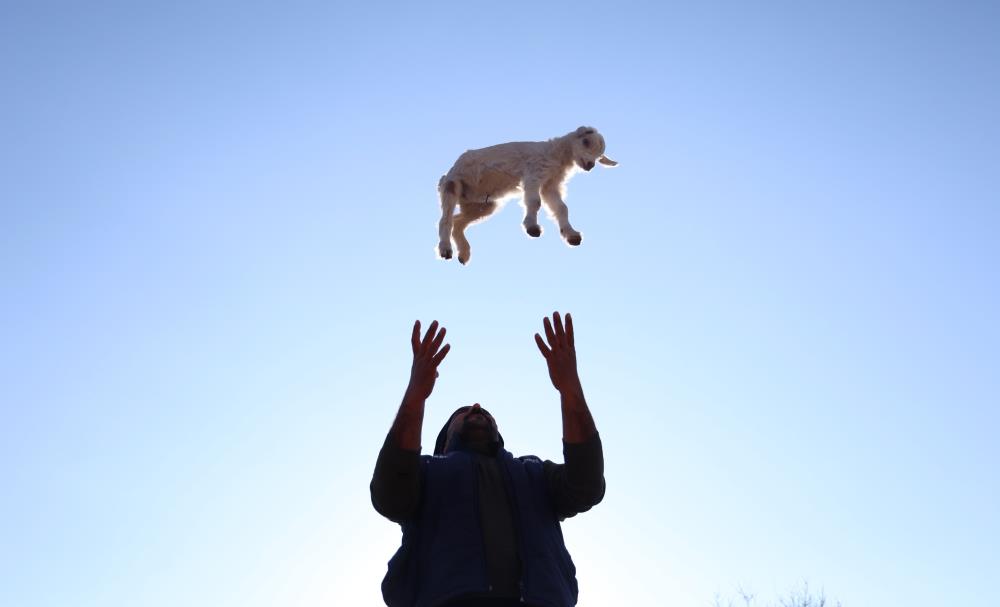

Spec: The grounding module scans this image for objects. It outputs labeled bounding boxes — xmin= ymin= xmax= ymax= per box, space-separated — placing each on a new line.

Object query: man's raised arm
xmin=535 ymin=312 xmax=605 ymax=518
xmin=535 ymin=312 xmax=597 ymax=442
xmin=370 ymin=320 xmax=450 ymax=522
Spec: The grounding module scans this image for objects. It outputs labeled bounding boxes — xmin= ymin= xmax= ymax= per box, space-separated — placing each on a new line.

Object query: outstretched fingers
xmin=543 ymin=316 xmax=556 ymax=346
xmin=536 ymin=312 xmax=578 ymax=393
xmin=421 ymin=320 xmax=440 ymax=351
xmin=542 ymin=312 xmax=574 ymax=350
xmin=535 ymin=333 xmax=551 ymax=358
xmin=411 ymin=320 xmax=421 ymax=355
xmin=413 ymin=320 xmax=449 ymax=362
xmin=553 ymin=311 xmax=566 ymax=344
xmin=407 ymin=320 xmax=450 ymax=400
xmin=432 ymin=343 xmax=451 ymax=366
xmin=430 ymin=326 xmax=447 ymax=354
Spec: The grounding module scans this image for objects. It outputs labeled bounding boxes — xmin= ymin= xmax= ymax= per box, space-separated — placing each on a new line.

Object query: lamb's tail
xmin=438 ymin=175 xmax=462 ymax=197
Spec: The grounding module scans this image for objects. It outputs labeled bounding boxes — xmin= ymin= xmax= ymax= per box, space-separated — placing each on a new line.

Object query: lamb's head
xmin=568 ymin=126 xmax=618 ymax=171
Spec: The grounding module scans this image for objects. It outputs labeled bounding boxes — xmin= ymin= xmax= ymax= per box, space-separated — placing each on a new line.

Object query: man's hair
xmin=433 ymin=406 xmax=504 ymax=455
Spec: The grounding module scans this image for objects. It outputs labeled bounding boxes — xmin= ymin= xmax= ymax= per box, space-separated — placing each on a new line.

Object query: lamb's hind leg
xmin=521 ymin=178 xmax=543 ymax=238
xmin=452 ymin=201 xmax=498 ymax=265
xmin=541 ymin=183 xmax=582 ymax=246
xmin=437 ymin=179 xmax=460 ymax=259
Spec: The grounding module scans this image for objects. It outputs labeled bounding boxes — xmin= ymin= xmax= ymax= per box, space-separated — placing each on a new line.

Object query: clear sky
xmin=2 ymin=1 xmax=998 ymax=606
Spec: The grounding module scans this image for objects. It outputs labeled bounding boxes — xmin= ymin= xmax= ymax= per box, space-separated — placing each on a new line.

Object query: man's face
xmin=445 ymin=404 xmax=499 ymax=449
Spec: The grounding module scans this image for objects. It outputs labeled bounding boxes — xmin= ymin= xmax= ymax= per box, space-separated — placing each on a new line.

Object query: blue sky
xmin=2 ymin=1 xmax=998 ymax=605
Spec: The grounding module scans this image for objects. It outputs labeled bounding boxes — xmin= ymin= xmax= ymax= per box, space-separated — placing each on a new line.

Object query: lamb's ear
xmin=575 ymin=126 xmax=596 ymax=138
xmin=598 ymin=155 xmax=618 ymax=167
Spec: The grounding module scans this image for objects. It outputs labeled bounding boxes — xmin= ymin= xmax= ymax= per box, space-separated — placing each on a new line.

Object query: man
xmin=371 ymin=312 xmax=605 ymax=607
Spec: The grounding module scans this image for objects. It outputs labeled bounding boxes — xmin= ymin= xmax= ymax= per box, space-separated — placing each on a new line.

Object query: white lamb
xmin=436 ymin=126 xmax=617 ymax=264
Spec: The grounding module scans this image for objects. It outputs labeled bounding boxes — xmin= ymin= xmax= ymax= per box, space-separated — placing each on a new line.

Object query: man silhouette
xmin=371 ymin=312 xmax=605 ymax=607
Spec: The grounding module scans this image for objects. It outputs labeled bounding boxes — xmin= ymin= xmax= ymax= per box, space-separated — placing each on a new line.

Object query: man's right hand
xmin=407 ymin=320 xmax=450 ymax=401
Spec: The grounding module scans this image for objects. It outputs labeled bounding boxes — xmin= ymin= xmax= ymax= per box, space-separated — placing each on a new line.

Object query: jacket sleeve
xmin=542 ymin=432 xmax=606 ymax=520
xmin=370 ymin=433 xmax=423 ymax=523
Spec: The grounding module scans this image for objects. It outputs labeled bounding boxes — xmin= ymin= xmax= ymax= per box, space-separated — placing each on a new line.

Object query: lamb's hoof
xmin=438 ymin=245 xmax=453 ymax=260
xmin=566 ymin=234 xmax=582 ymax=246
xmin=458 ymin=254 xmax=470 ymax=265
xmin=525 ymin=225 xmax=542 ymax=238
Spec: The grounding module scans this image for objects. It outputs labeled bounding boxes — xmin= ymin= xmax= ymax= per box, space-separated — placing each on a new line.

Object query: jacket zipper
xmin=498 ymin=453 xmax=531 ymax=603
xmin=470 ymin=454 xmax=492 ymax=594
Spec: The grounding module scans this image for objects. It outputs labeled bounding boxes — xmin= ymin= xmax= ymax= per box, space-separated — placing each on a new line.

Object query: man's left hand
xmin=534 ymin=311 xmax=582 ymax=394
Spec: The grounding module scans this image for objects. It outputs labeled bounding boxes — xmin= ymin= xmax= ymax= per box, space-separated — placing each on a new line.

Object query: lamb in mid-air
xmin=436 ymin=126 xmax=617 ymax=265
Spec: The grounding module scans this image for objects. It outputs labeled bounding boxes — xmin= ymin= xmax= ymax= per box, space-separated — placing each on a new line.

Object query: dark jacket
xmin=371 ymin=434 xmax=605 ymax=607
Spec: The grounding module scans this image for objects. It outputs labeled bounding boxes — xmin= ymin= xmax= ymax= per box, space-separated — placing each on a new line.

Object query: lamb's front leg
xmin=541 ymin=184 xmax=582 ymax=246
xmin=521 ymin=178 xmax=543 ymax=238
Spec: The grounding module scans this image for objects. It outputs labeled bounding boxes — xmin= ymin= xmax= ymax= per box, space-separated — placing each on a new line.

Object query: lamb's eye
xmin=582 ymin=137 xmax=591 ymax=148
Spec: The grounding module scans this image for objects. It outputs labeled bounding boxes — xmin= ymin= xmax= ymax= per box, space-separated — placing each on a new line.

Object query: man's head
xmin=434 ymin=404 xmax=503 ymax=455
